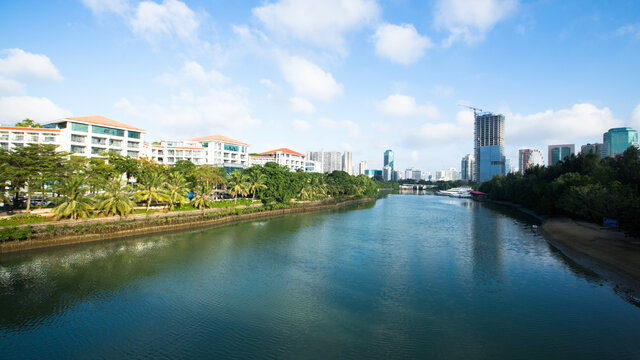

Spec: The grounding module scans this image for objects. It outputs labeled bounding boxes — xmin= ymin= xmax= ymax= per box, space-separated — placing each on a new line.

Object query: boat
xmin=435 ymin=187 xmax=472 ymax=198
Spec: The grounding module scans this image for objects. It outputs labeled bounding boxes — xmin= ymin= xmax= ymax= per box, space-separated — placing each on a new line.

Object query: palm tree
xmin=191 ymin=184 xmax=211 ymax=210
xmin=52 ymin=175 xmax=94 ymax=220
xmin=247 ymin=173 xmax=267 ymax=200
xmin=165 ymin=173 xmax=190 ymax=210
xmin=97 ymin=179 xmax=135 ymax=217
xmin=227 ymin=170 xmax=248 ymax=204
xmin=135 ymin=171 xmax=169 ymax=211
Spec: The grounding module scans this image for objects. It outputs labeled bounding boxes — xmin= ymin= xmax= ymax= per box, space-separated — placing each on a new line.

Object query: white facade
xmin=305 ymin=160 xmax=323 ymax=173
xmin=435 ymin=170 xmax=445 ymax=181
xmin=186 ymin=135 xmax=249 ymax=169
xmin=323 ymin=151 xmax=342 ymax=173
xmin=0 ymin=127 xmax=61 ymax=151
xmin=358 ymin=161 xmax=367 ymax=175
xmin=342 ymin=151 xmax=353 ymax=175
xmin=143 ymin=141 xmax=206 ymax=165
xmin=255 ymin=148 xmax=306 ymax=171
xmin=42 ymin=116 xmax=145 ymax=158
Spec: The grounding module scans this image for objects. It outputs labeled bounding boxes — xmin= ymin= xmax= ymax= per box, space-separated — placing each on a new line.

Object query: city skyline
xmin=1 ymin=1 xmax=640 ymax=174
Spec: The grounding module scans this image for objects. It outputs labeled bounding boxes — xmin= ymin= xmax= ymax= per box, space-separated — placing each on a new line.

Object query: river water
xmin=1 ymin=194 xmax=639 ymax=359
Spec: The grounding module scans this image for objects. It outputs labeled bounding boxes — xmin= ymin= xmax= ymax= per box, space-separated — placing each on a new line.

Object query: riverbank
xmin=541 ymin=218 xmax=640 ymax=292
xmin=0 ymin=197 xmax=375 ymax=254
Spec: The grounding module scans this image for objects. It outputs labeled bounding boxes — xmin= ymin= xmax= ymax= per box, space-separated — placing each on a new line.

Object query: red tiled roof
xmin=260 ymin=148 xmax=305 ymax=157
xmin=151 ymin=144 xmax=204 ymax=150
xmin=186 ymin=134 xmax=249 ymax=146
xmin=0 ymin=126 xmax=60 ymax=132
xmin=62 ymin=115 xmax=145 ymax=132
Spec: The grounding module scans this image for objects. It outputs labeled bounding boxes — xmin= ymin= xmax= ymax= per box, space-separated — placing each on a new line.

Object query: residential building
xmin=358 ymin=161 xmax=367 ymax=175
xmin=383 ymin=165 xmax=393 ymax=181
xmin=186 ymin=135 xmax=249 ymax=170
xmin=445 ymin=168 xmax=460 ymax=181
xmin=306 ymin=151 xmax=323 ymax=170
xmin=478 ymin=145 xmax=506 ymax=182
xmin=255 ymin=148 xmax=306 ymax=171
xmin=461 ymin=154 xmax=475 ymax=181
xmin=384 ymin=150 xmax=394 ymax=174
xmin=249 ymin=154 xmax=276 ymax=167
xmin=144 ymin=141 xmax=206 ymax=165
xmin=404 ymin=168 xmax=422 ymax=181
xmin=42 ymin=115 xmax=145 ymax=158
xmin=365 ymin=169 xmax=382 ymax=178
xmin=518 ymin=149 xmax=544 ymax=174
xmin=395 ymin=170 xmax=404 ymax=181
xmin=548 ymin=144 xmax=575 ymax=166
xmin=323 ymin=151 xmax=342 ymax=173
xmin=603 ymin=127 xmax=639 ymax=157
xmin=474 ymin=112 xmax=505 ymax=181
xmin=435 ymin=170 xmax=445 ymax=181
xmin=305 ymin=160 xmax=323 ymax=173
xmin=342 ymin=151 xmax=353 ymax=175
xmin=0 ymin=126 xmax=61 ymax=151
xmin=580 ymin=143 xmax=604 ymax=158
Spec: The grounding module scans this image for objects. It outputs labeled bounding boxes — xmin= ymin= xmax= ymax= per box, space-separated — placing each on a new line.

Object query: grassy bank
xmin=0 ymin=197 xmax=375 ymax=254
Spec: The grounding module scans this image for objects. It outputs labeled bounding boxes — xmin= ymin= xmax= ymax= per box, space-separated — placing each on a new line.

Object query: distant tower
xmin=384 ymin=150 xmax=394 ymax=173
xmin=603 ymin=127 xmax=639 ymax=157
xmin=358 ymin=161 xmax=367 ymax=175
xmin=461 ymin=154 xmax=475 ymax=181
xmin=547 ymin=144 xmax=575 ymax=166
xmin=342 ymin=151 xmax=353 ymax=175
xmin=474 ymin=112 xmax=505 ymax=182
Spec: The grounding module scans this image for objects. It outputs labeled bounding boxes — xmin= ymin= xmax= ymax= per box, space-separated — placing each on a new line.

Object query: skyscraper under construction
xmin=474 ymin=112 xmax=505 ymax=182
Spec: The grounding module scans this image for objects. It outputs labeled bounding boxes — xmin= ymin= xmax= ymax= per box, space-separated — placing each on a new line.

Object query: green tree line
xmin=0 ymin=144 xmax=377 ymax=220
xmin=479 ymin=147 xmax=640 ymax=237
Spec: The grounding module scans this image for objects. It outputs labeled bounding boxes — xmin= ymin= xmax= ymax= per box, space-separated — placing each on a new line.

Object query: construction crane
xmin=457 ymin=104 xmax=485 ymax=116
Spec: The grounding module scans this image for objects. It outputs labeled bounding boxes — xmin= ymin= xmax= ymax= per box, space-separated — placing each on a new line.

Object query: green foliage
xmin=0 ymin=214 xmax=48 ymax=226
xmin=135 ymin=170 xmax=169 ymax=210
xmin=52 ymin=175 xmax=94 ymax=220
xmin=479 ymin=147 xmax=640 ymax=237
xmin=0 ymin=226 xmax=34 ymax=242
xmin=14 ymin=118 xmax=40 ymax=128
xmin=97 ymin=179 xmax=136 ymax=217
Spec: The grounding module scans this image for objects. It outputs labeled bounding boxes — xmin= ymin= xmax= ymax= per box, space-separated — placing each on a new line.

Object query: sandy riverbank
xmin=0 ymin=197 xmax=376 ymax=255
xmin=541 ymin=218 xmax=640 ymax=292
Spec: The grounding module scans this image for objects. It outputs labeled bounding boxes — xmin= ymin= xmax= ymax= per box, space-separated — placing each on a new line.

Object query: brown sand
xmin=542 ymin=218 xmax=640 ymax=290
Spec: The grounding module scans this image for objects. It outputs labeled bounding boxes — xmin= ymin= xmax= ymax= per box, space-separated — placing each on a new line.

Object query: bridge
xmin=399 ymin=184 xmax=438 ymax=191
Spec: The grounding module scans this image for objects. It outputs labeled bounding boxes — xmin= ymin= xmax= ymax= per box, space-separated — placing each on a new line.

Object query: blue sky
xmin=1 ymin=0 xmax=639 ymax=173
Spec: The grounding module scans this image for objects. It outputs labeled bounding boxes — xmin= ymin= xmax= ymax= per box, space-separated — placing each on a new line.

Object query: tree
xmin=227 ymin=170 xmax=248 ymax=204
xmin=165 ymin=172 xmax=190 ymax=210
xmin=52 ymin=175 xmax=94 ymax=220
xmin=14 ymin=118 xmax=41 ymax=128
xmin=191 ymin=184 xmax=211 ymax=210
xmin=96 ymin=179 xmax=135 ymax=217
xmin=135 ymin=171 xmax=168 ymax=211
xmin=247 ymin=172 xmax=267 ymax=200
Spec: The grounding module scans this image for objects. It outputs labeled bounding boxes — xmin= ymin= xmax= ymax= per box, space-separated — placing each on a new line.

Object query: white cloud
xmin=280 ymin=56 xmax=343 ymax=101
xmin=0 ymin=49 xmax=62 ymax=81
xmin=289 ymin=96 xmax=315 ymax=113
xmin=630 ymin=104 xmax=640 ymax=130
xmin=317 ymin=117 xmax=337 ymax=128
xmin=616 ymin=23 xmax=640 ymax=39
xmin=156 ymin=61 xmax=228 ymax=87
xmin=81 ymin=0 xmax=130 ymax=15
xmin=260 ymin=79 xmax=278 ymax=90
xmin=435 ymin=0 xmax=518 ymax=46
xmin=0 ymin=96 xmax=71 ymax=123
xmin=131 ymin=0 xmax=199 ymax=41
xmin=507 ymin=103 xmax=622 ymax=145
xmin=292 ymin=119 xmax=311 ymax=131
xmin=379 ymin=94 xmax=439 ymax=118
xmin=253 ymin=0 xmax=379 ymax=53
xmin=406 ymin=110 xmax=473 ymax=146
xmin=0 ymin=76 xmax=25 ymax=95
xmin=372 ymin=23 xmax=432 ymax=65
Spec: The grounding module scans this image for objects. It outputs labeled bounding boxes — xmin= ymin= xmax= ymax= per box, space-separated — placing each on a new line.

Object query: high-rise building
xmin=395 ymin=170 xmax=404 ymax=181
xmin=445 ymin=168 xmax=460 ymax=181
xmin=474 ymin=112 xmax=505 ymax=182
xmin=461 ymin=154 xmax=475 ymax=181
xmin=384 ymin=150 xmax=394 ymax=173
xmin=548 ymin=144 xmax=575 ymax=166
xmin=603 ymin=127 xmax=639 ymax=157
xmin=580 ymin=143 xmax=604 ymax=158
xmin=435 ymin=170 xmax=445 ymax=181
xmin=383 ymin=165 xmax=393 ymax=181
xmin=518 ymin=149 xmax=544 ymax=174
xmin=322 ymin=151 xmax=342 ymax=173
xmin=358 ymin=161 xmax=367 ymax=175
xmin=404 ymin=168 xmax=421 ymax=181
xmin=342 ymin=151 xmax=353 ymax=175
xmin=306 ymin=151 xmax=323 ymax=169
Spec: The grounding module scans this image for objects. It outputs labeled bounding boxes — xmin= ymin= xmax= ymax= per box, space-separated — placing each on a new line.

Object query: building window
xmin=13 ymin=134 xmax=24 ymax=141
xmin=72 ymin=122 xmax=89 ymax=132
xmin=0 ymin=133 xmax=8 ymax=141
xmin=42 ymin=123 xmax=57 ymax=129
xmin=44 ymin=136 xmax=56 ymax=142
xmin=109 ymin=139 xmax=122 ymax=147
xmin=224 ymin=144 xmax=239 ymax=151
xmin=127 ymin=141 xmax=138 ymax=149
xmin=0 ymin=143 xmax=8 ymax=150
xmin=202 ymin=142 xmax=208 ymax=148
xmin=92 ymin=137 xmax=106 ymax=145
xmin=92 ymin=125 xmax=124 ymax=137
xmin=71 ymin=134 xmax=85 ymax=143
xmin=127 ymin=151 xmax=139 ymax=157
xmin=70 ymin=145 xmax=85 ymax=154
xmin=128 ymin=131 xmax=141 ymax=139
xmin=91 ymin=147 xmax=104 ymax=155
xmin=28 ymin=133 xmax=39 ymax=141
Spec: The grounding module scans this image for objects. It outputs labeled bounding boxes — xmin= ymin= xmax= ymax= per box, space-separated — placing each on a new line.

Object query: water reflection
xmin=470 ymin=201 xmax=503 ymax=283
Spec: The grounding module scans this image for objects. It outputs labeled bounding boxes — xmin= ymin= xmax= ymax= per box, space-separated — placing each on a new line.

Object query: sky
xmin=1 ymin=0 xmax=639 ymax=174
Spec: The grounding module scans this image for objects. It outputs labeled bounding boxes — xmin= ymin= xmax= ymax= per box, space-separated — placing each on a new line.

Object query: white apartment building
xmin=305 ymin=160 xmax=322 ymax=173
xmin=186 ymin=135 xmax=249 ymax=169
xmin=143 ymin=141 xmax=207 ymax=165
xmin=0 ymin=126 xmax=61 ymax=151
xmin=249 ymin=154 xmax=275 ymax=167
xmin=342 ymin=151 xmax=353 ymax=175
xmin=358 ymin=161 xmax=367 ymax=175
xmin=42 ymin=115 xmax=145 ymax=158
xmin=252 ymin=148 xmax=306 ymax=171
xmin=323 ymin=151 xmax=343 ymax=173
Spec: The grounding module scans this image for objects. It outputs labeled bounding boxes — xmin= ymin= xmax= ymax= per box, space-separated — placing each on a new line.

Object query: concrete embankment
xmin=0 ymin=197 xmax=375 ymax=254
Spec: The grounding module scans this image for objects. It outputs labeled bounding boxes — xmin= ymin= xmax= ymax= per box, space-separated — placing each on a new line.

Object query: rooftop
xmin=186 ymin=134 xmax=249 ymax=146
xmin=0 ymin=126 xmax=60 ymax=132
xmin=260 ymin=148 xmax=305 ymax=157
xmin=55 ymin=115 xmax=146 ymax=132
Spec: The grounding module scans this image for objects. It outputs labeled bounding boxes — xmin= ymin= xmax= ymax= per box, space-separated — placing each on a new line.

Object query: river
xmin=1 ymin=194 xmax=639 ymax=359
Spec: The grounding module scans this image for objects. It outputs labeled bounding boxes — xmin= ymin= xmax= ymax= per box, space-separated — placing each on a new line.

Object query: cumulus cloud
xmin=292 ymin=119 xmax=311 ymax=131
xmin=0 ymin=48 xmax=62 ymax=81
xmin=372 ymin=23 xmax=432 ymax=65
xmin=506 ymin=103 xmax=622 ymax=145
xmin=435 ymin=0 xmax=518 ymax=46
xmin=156 ymin=61 xmax=228 ymax=87
xmin=131 ymin=0 xmax=199 ymax=41
xmin=379 ymin=94 xmax=439 ymax=118
xmin=0 ymin=76 xmax=25 ymax=95
xmin=406 ymin=110 xmax=473 ymax=147
xmin=253 ymin=0 xmax=379 ymax=53
xmin=280 ymin=56 xmax=343 ymax=101
xmin=0 ymin=96 xmax=71 ymax=123
xmin=289 ymin=96 xmax=315 ymax=113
